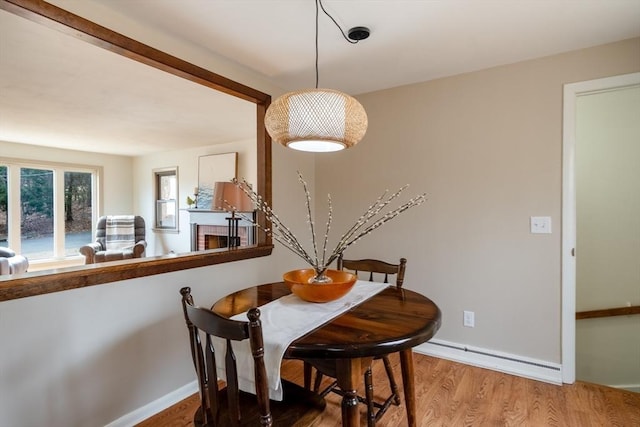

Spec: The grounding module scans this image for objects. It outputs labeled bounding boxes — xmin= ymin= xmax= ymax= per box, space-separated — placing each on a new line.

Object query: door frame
xmin=561 ymin=72 xmax=640 ymax=383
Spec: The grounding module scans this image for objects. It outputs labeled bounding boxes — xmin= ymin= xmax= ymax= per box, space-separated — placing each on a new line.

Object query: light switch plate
xmin=530 ymin=216 xmax=552 ymax=234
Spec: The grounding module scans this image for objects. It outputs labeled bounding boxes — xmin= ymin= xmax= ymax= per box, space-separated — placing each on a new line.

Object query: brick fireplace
xmin=188 ymin=210 xmax=254 ymax=251
xmin=196 ymin=224 xmax=250 ymax=250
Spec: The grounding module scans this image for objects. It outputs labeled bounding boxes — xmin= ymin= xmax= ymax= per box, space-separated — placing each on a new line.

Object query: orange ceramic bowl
xmin=283 ymin=269 xmax=357 ymax=303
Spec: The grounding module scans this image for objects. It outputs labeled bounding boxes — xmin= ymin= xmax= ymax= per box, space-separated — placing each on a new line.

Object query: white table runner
xmin=213 ymin=280 xmax=389 ymax=400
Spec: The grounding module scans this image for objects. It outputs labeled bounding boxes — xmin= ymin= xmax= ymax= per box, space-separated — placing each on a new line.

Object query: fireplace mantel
xmin=188 ymin=209 xmax=255 ymax=250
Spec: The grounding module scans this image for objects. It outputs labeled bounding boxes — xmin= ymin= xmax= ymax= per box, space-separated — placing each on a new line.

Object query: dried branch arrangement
xmin=231 ymin=172 xmax=427 ymax=282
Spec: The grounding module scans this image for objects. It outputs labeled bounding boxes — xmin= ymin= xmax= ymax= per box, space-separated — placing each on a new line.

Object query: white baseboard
xmin=415 ymin=338 xmax=563 ymax=385
xmin=611 ymin=384 xmax=640 ymax=393
xmin=105 ymin=381 xmax=198 ymax=427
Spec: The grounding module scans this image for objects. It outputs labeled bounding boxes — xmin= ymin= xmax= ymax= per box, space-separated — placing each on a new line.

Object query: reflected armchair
xmin=79 ymin=215 xmax=146 ymax=264
xmin=0 ymin=247 xmax=29 ymax=275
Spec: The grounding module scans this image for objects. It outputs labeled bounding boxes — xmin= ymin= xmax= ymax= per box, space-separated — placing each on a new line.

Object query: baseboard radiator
xmin=415 ymin=338 xmax=563 ymax=385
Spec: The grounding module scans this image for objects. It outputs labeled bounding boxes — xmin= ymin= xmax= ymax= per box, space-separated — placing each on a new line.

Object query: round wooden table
xmin=213 ymin=282 xmax=441 ymax=427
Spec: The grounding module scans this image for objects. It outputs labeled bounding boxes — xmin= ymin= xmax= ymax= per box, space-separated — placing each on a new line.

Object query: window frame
xmin=153 ymin=166 xmax=179 ymax=232
xmin=0 ymin=157 xmax=101 ymax=268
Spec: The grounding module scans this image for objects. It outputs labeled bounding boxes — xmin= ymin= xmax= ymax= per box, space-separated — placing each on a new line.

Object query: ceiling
xmin=1 ymin=0 xmax=639 ymax=156
xmin=0 ymin=7 xmax=255 ymax=157
xmin=92 ymin=0 xmax=640 ymax=95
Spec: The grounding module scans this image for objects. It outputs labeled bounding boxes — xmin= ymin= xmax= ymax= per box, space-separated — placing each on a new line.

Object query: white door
xmin=562 ymin=73 xmax=640 ymax=387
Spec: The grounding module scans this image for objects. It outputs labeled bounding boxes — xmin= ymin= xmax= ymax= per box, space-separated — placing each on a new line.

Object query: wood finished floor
xmin=136 ymin=354 xmax=640 ymax=426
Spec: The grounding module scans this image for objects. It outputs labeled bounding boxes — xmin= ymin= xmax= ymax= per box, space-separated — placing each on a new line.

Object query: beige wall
xmin=316 ymin=38 xmax=640 ymax=363
xmin=575 ymin=86 xmax=640 ymax=389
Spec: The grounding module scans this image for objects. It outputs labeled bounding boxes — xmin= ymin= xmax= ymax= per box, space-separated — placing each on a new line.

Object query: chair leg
xmin=303 ymin=362 xmax=312 ymax=390
xmin=365 ymin=367 xmax=376 ymax=427
xmin=313 ymin=371 xmax=324 ymax=393
xmin=311 ymin=367 xmax=338 ymax=397
xmin=382 ymin=355 xmax=401 ymax=405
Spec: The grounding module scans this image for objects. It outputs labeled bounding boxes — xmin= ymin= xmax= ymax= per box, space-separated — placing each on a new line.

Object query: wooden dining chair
xmin=180 ymin=287 xmax=326 ymax=427
xmin=305 ymin=255 xmax=407 ymax=427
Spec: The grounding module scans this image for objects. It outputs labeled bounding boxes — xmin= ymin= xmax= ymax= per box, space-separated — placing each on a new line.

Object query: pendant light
xmin=264 ymin=0 xmax=370 ymax=152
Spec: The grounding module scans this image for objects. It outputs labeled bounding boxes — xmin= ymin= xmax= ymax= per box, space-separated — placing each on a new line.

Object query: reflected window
xmin=21 ymin=167 xmax=54 ymax=260
xmin=64 ymin=171 xmax=93 ymax=256
xmin=0 ymin=159 xmax=99 ymax=263
xmin=154 ymin=167 xmax=178 ymax=231
xmin=0 ymin=166 xmax=6 ymax=248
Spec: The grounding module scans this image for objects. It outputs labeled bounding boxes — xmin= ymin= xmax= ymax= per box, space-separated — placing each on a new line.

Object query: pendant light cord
xmin=315 ymin=0 xmax=359 ymax=89
xmin=315 ymin=0 xmax=319 ymax=88
xmin=318 ymin=0 xmax=359 ymax=45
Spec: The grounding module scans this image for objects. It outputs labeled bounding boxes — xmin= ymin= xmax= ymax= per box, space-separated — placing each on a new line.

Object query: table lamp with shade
xmin=212 ymin=182 xmax=254 ymax=248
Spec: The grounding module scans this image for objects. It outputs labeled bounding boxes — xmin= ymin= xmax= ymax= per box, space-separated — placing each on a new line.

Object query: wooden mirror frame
xmin=0 ymin=0 xmax=273 ymax=301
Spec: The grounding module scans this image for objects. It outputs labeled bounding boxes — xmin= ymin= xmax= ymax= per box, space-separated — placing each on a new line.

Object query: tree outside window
xmin=0 ymin=160 xmax=97 ymax=262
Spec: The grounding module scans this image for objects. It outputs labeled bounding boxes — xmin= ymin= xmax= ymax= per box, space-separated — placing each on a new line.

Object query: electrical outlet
xmin=463 ymin=310 xmax=475 ymax=328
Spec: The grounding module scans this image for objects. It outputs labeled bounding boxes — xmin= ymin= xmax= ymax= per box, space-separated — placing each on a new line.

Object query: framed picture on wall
xmin=197 ymin=152 xmax=237 ymax=209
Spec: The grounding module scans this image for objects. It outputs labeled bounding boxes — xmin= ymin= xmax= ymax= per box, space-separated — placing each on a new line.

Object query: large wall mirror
xmin=0 ymin=0 xmax=272 ymax=301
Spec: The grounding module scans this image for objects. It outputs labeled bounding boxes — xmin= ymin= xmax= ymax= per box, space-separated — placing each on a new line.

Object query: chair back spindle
xmin=338 ymin=256 xmax=407 ymax=288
